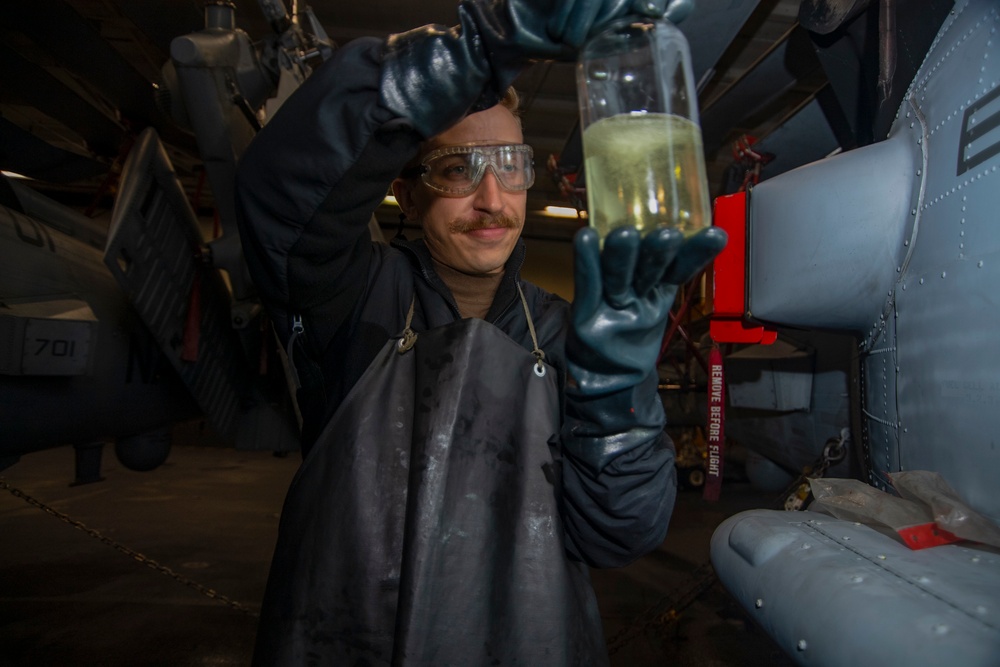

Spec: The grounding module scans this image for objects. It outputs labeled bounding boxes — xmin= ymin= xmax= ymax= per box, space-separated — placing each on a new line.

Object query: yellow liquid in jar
xmin=582 ymin=113 xmax=711 ymax=238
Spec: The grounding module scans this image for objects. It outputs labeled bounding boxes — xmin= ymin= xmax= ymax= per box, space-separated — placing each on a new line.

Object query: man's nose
xmin=472 ymin=165 xmax=505 ymax=210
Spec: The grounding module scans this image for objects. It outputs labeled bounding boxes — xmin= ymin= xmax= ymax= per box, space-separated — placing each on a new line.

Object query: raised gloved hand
xmin=381 ymin=0 xmax=695 ymax=138
xmin=559 ymin=223 xmax=725 ymax=564
xmin=566 ymin=225 xmax=727 ymax=397
xmin=474 ymin=0 xmax=693 ymax=60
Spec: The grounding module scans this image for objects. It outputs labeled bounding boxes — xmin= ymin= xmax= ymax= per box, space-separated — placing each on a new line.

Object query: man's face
xmin=393 ymin=104 xmax=528 ymax=275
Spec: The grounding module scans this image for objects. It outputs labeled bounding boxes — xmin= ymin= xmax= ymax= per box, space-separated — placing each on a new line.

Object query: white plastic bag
xmin=809 ymin=477 xmax=959 ymax=549
xmin=889 ymin=470 xmax=1000 ymax=549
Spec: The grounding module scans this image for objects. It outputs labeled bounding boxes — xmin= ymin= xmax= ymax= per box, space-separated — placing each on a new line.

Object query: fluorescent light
xmin=542 ymin=206 xmax=585 ymax=219
xmin=382 ymin=195 xmax=399 ymax=207
xmin=1 ymin=171 xmax=31 ymax=180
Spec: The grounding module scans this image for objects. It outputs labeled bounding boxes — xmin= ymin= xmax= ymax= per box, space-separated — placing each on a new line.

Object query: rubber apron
xmin=252 ymin=288 xmax=608 ymax=666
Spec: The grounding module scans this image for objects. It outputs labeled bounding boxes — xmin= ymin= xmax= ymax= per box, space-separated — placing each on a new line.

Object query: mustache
xmin=448 ymin=214 xmax=521 ymax=234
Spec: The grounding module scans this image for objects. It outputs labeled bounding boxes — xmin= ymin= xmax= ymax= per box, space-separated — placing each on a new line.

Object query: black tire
xmin=115 ymin=427 xmax=172 ymax=471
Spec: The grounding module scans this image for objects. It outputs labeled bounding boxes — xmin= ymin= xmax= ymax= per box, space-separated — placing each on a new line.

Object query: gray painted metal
xmin=861 ymin=311 xmax=901 ymax=492
xmin=0 ymin=299 xmax=96 ymax=377
xmin=724 ymin=330 xmax=854 ymax=476
xmin=712 ymin=509 xmax=1000 ymax=667
xmin=164 ymin=3 xmax=328 ymax=308
xmin=0 ymin=190 xmax=198 ymax=452
xmin=744 ymin=0 xmax=1000 ymax=519
xmin=168 ymin=20 xmax=264 ymax=303
xmin=714 ymin=2 xmax=1000 ymax=663
xmin=726 ymin=339 xmax=814 ymax=412
xmin=876 ymin=0 xmax=1000 ymax=520
xmin=745 ymin=128 xmax=918 ymax=332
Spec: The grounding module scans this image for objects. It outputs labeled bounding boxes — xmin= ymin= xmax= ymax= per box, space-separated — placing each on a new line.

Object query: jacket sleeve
xmin=529 ymin=297 xmax=676 ymax=570
xmin=235 ymin=37 xmax=422 ymax=349
xmin=559 ymin=371 xmax=677 ymax=569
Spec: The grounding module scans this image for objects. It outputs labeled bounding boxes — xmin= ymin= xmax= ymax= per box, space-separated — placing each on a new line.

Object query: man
xmin=391 ymin=90 xmax=529 ymax=312
xmin=236 ymin=0 xmax=725 ymax=664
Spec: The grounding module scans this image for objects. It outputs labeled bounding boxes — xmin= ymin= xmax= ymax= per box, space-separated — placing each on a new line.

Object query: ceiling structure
xmin=3 ymin=0 xmax=939 ymax=244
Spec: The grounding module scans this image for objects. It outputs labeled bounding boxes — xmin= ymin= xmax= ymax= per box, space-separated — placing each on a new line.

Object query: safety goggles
xmin=408 ymin=144 xmax=535 ymax=197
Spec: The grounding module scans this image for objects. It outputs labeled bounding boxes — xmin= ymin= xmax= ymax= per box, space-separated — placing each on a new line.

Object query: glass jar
xmin=576 ymin=18 xmax=711 ymax=239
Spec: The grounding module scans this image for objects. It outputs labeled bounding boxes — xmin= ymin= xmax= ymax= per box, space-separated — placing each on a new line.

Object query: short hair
xmin=400 ymin=87 xmax=523 ymax=177
xmin=498 ymin=87 xmax=522 ymax=130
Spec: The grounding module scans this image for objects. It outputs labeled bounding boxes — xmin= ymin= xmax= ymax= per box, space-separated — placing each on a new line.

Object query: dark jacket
xmin=236 ymin=36 xmax=675 ymax=568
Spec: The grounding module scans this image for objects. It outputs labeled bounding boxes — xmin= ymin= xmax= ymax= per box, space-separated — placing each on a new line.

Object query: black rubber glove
xmin=559 ymin=224 xmax=725 ymax=566
xmin=567 ymin=225 xmax=727 ymax=397
xmin=380 ymin=0 xmax=693 ymax=139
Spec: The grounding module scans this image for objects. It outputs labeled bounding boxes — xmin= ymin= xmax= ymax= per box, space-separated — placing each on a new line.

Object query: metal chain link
xmin=605 ymin=562 xmax=719 ymax=656
xmin=1 ymin=478 xmax=259 ymax=618
xmin=779 ymin=428 xmax=850 ymax=511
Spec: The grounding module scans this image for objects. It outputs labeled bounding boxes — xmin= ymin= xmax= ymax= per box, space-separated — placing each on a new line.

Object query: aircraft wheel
xmin=115 ymin=427 xmax=172 ymax=471
xmin=685 ymin=467 xmax=705 ymax=489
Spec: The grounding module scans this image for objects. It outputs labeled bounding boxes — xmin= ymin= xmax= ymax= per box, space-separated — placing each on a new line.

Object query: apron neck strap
xmin=398 ymin=287 xmax=546 ymax=378
xmin=397 ymin=298 xmax=418 ymax=353
xmin=516 ymin=284 xmax=547 ymax=377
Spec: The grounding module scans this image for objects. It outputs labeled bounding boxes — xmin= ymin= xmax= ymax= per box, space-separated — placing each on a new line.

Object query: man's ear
xmin=391 ymin=178 xmax=420 ymax=221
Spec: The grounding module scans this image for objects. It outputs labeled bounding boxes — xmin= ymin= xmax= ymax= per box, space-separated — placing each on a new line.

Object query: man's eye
xmin=441 ymin=163 xmax=469 ymax=179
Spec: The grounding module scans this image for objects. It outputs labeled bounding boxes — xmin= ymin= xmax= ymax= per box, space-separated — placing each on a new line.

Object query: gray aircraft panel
xmin=896 ymin=257 xmax=1000 ymax=522
xmin=724 ymin=331 xmax=854 ymax=476
xmin=745 ymin=130 xmax=918 ymax=333
xmin=711 ymin=510 xmax=1000 ymax=667
xmin=861 ymin=315 xmax=900 ymax=493
xmin=900 ymin=9 xmax=1000 ymax=279
xmin=888 ymin=2 xmax=1000 ymax=521
xmin=104 ymin=127 xmax=299 ymax=454
xmin=711 ymin=2 xmax=1000 ymax=664
xmin=0 ymin=194 xmax=199 ymax=451
xmin=745 ymin=2 xmax=1000 ymax=517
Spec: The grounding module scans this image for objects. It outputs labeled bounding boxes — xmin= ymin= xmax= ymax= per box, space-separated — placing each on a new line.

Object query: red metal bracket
xmin=710 ymin=192 xmax=777 ymax=345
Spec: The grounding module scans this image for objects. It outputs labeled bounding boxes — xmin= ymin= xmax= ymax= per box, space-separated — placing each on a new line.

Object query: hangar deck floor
xmin=1 ymin=424 xmax=793 ymax=667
